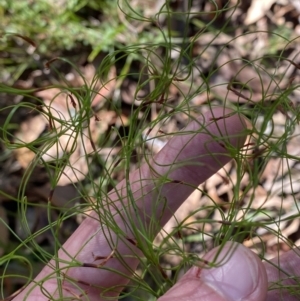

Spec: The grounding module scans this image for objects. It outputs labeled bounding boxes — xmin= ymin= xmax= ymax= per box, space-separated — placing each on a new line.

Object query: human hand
xmin=11 ymin=107 xmax=299 ymax=301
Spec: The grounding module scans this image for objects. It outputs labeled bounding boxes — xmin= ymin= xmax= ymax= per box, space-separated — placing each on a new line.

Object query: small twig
xmin=82 ymin=249 xmax=115 ymax=268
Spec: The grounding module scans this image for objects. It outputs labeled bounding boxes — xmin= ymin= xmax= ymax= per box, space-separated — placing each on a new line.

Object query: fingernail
xmin=200 ymin=242 xmax=262 ymax=301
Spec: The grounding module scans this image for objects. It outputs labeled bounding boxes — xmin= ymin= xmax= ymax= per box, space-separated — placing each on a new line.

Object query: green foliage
xmin=1 ymin=0 xmax=300 ymax=299
xmin=0 ymin=0 xmax=166 ymax=83
xmin=1 ymin=0 xmax=121 ymax=53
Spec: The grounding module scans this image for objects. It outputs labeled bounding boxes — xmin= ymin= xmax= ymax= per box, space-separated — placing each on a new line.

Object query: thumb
xmin=158 ymin=242 xmax=268 ymax=301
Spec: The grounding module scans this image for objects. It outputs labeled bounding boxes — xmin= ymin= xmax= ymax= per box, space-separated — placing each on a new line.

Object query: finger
xmin=126 ymin=107 xmax=247 ymax=228
xmin=264 ymin=249 xmax=300 ymax=301
xmin=13 ymin=107 xmax=247 ymax=301
xmin=158 ymin=242 xmax=268 ymax=301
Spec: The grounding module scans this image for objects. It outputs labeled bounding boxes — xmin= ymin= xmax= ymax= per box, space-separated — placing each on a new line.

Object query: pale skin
xmin=11 ymin=107 xmax=300 ymax=301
